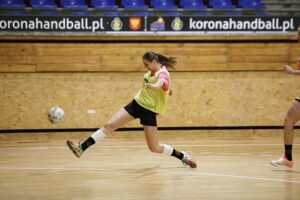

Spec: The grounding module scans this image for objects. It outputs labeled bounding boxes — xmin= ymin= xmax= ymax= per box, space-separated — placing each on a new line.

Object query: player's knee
xmin=284 ymin=117 xmax=295 ymax=127
xmin=103 ymin=122 xmax=117 ymax=132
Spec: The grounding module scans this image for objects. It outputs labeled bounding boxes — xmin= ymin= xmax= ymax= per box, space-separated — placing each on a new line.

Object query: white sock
xmin=91 ymin=129 xmax=106 ymax=142
xmin=163 ymin=144 xmax=174 ymax=156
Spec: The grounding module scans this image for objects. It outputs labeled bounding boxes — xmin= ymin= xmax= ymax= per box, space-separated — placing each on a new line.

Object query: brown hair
xmin=143 ymin=51 xmax=177 ymax=69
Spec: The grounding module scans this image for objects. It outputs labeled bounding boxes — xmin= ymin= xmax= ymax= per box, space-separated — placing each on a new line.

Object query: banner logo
xmin=171 ymin=17 xmax=183 ymax=31
xmin=111 ymin=17 xmax=123 ymax=31
xmin=150 ymin=17 xmax=165 ymax=31
xmin=129 ymin=17 xmax=141 ymax=31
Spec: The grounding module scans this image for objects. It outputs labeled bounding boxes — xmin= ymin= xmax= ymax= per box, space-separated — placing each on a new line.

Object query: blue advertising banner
xmin=0 ymin=16 xmax=145 ymax=32
xmin=0 ymin=16 xmax=299 ymax=33
xmin=148 ymin=16 xmax=299 ymax=32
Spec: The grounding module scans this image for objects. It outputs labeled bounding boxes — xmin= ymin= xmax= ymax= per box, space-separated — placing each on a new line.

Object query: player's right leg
xmin=67 ymin=108 xmax=135 ymax=158
xmin=143 ymin=125 xmax=197 ymax=168
xmin=271 ymin=100 xmax=300 ymax=168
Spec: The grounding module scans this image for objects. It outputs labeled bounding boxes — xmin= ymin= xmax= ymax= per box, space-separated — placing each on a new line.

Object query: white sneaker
xmin=181 ymin=151 xmax=197 ymax=168
xmin=270 ymin=156 xmax=293 ymax=168
xmin=67 ymin=140 xmax=83 ymax=158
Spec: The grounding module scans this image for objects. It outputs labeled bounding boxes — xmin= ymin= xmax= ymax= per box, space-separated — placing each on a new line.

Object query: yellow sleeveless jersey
xmin=134 ymin=68 xmax=170 ymax=115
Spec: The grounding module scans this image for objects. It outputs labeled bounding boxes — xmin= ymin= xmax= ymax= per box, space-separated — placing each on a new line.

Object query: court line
xmin=0 ymin=166 xmax=135 ymax=171
xmin=0 ymin=143 xmax=299 ymax=150
xmin=171 ymin=172 xmax=300 ymax=184
xmin=259 ymin=154 xmax=273 ymax=157
xmin=1 ymin=166 xmax=299 ymax=184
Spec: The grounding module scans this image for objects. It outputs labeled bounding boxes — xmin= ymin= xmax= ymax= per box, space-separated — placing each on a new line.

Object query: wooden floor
xmin=0 ymin=134 xmax=299 ymax=200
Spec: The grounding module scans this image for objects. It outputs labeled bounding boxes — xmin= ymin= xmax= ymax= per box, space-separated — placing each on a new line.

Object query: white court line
xmin=0 ymin=165 xmax=137 ymax=171
xmin=171 ymin=172 xmax=300 ymax=184
xmin=0 ymin=143 xmax=299 ymax=150
xmin=1 ymin=166 xmax=299 ymax=184
xmin=260 ymin=154 xmax=273 ymax=157
xmin=219 ymin=152 xmax=233 ymax=155
xmin=240 ymin=153 xmax=253 ymax=156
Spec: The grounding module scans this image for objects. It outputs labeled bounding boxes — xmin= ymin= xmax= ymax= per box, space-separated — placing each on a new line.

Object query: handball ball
xmin=48 ymin=107 xmax=64 ymax=124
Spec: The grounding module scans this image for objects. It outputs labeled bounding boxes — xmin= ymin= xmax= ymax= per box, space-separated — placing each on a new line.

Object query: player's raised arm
xmin=146 ymin=79 xmax=164 ymax=89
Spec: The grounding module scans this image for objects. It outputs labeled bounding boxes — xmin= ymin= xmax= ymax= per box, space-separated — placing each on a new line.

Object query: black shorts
xmin=124 ymin=99 xmax=157 ymax=126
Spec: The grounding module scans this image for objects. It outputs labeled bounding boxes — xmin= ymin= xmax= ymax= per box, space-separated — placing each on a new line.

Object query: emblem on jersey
xmin=111 ymin=17 xmax=123 ymax=31
xmin=129 ymin=17 xmax=141 ymax=31
xmin=171 ymin=17 xmax=183 ymax=31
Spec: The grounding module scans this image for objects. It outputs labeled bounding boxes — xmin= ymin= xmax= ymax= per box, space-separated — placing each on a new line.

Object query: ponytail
xmin=143 ymin=51 xmax=177 ymax=69
xmin=156 ymin=53 xmax=177 ymax=69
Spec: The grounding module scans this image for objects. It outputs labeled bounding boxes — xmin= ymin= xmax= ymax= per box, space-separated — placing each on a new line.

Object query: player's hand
xmin=284 ymin=65 xmax=294 ymax=74
xmin=146 ymin=83 xmax=153 ymax=89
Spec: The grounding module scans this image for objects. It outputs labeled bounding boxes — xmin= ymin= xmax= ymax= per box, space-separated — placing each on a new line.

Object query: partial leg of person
xmin=271 ymin=100 xmax=300 ymax=168
xmin=67 ymin=108 xmax=135 ymax=158
xmin=143 ymin=125 xmax=197 ymax=168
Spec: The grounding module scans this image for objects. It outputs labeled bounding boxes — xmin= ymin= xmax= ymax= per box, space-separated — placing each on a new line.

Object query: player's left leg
xmin=143 ymin=125 xmax=197 ymax=168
